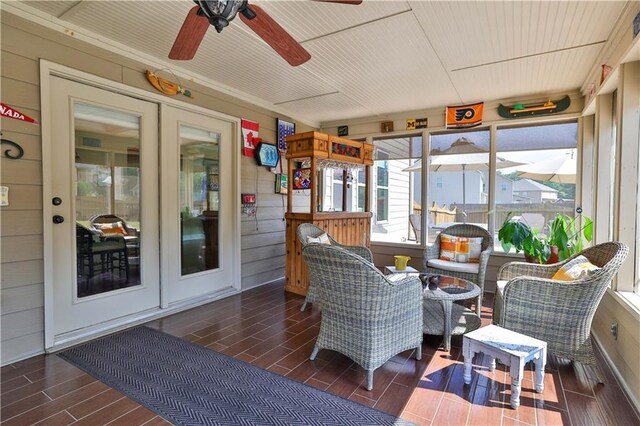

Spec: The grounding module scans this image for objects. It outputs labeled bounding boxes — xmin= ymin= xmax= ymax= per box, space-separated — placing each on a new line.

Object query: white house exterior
xmin=513 ymin=179 xmax=559 ymax=203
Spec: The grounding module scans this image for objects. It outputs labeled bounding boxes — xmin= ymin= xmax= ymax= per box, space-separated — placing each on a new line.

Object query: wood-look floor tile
xmin=0 ymin=391 xmax=53 ymax=421
xmin=311 ymin=353 xmax=354 ymax=385
xmin=373 ymin=383 xmax=414 ymax=417
xmin=535 ymin=370 xmax=567 ymax=411
xmin=535 ymin=406 xmax=571 ymax=426
xmin=392 ymin=354 xmax=431 ymax=388
xmin=44 ymin=373 xmax=98 ymax=399
xmin=431 ymin=395 xmax=470 ymax=425
xmin=348 ymin=393 xmax=376 ymax=408
xmin=324 ymin=366 xmax=366 ymax=399
xmin=399 ymin=411 xmax=431 ymax=426
xmin=107 ymin=405 xmax=159 ymax=426
xmin=219 ymin=336 xmax=262 ymax=357
xmin=66 ymin=388 xmax=124 ymax=419
xmin=555 ymin=357 xmax=596 ymax=397
xmin=243 ymin=331 xmax=293 ymax=357
xmin=503 ymin=378 xmax=538 ymax=426
xmin=280 ymin=326 xmax=321 ymax=351
xmin=467 ymin=384 xmax=505 ymax=426
xmin=235 ymin=352 xmax=256 ymax=363
xmin=2 ymin=381 xmax=110 ymax=426
xmin=250 ymin=345 xmax=293 ymax=370
xmin=304 ymin=378 xmax=330 ymax=391
xmin=1 ymin=368 xmax=87 ymax=407
xmin=1 ymin=375 xmax=31 ymax=394
xmin=285 ymin=359 xmax=328 ymax=384
xmin=594 ymin=381 xmax=640 ymax=426
xmin=32 ymin=410 xmax=75 ymax=426
xmin=402 ymin=385 xmax=442 ymax=421
xmin=266 ymin=364 xmax=291 ymax=376
xmin=276 ymin=341 xmax=317 ymax=370
xmin=564 ymin=389 xmax=607 ymax=426
xmin=140 ymin=415 xmax=172 ymax=426
xmin=71 ymin=397 xmax=139 ymax=426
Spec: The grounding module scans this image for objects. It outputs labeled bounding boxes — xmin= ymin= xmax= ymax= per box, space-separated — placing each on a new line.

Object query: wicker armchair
xmin=302 ymin=244 xmax=423 ymax=391
xmin=296 ymin=223 xmax=372 ymax=311
xmin=423 ymin=224 xmax=493 ymax=316
xmin=493 ymin=242 xmax=628 ymax=382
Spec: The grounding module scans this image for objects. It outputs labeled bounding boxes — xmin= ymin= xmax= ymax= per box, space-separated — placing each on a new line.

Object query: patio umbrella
xmin=402 ymin=137 xmax=523 ymax=213
xmin=512 ymin=153 xmax=576 ymax=184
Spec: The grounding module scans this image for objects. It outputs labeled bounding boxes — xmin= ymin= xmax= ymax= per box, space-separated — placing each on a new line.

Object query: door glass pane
xmin=74 ymin=103 xmax=141 ymax=297
xmin=180 ymin=125 xmax=221 ymax=276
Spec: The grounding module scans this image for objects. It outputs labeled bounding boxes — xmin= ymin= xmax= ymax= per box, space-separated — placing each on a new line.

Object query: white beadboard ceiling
xmin=19 ymin=0 xmax=629 ymax=125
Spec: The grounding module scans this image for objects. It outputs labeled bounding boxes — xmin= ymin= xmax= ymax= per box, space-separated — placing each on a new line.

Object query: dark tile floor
xmin=1 ymin=280 xmax=638 ymax=425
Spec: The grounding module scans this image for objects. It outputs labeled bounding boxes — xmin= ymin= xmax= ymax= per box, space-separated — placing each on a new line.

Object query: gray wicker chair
xmin=296 ymin=223 xmax=372 ymax=311
xmin=493 ymin=241 xmax=628 ymax=382
xmin=302 ymin=244 xmax=423 ymax=391
xmin=423 ymin=224 xmax=493 ymax=316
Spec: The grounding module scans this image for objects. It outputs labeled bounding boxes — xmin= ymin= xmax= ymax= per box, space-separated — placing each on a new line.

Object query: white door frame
xmin=40 ymin=60 xmax=241 ymax=350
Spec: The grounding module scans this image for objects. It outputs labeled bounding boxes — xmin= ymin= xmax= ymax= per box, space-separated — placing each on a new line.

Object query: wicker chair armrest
xmin=497 ymin=261 xmax=559 ymax=280
xmin=383 ymin=276 xmax=423 ymax=311
xmin=340 ymin=245 xmax=373 ymax=262
xmin=500 ymin=276 xmax=592 ymax=323
xmin=424 ymin=243 xmax=440 ymax=266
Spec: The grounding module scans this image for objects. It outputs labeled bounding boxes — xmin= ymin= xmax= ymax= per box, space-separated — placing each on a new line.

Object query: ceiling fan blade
xmin=239 ymin=5 xmax=311 ymax=67
xmin=312 ymin=0 xmax=363 ymax=4
xmin=169 ymin=6 xmax=210 ymax=60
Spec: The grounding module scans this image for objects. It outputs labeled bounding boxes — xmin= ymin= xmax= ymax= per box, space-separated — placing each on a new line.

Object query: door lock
xmin=52 ymin=215 xmax=65 ymax=224
xmin=52 ymin=197 xmax=62 ymax=206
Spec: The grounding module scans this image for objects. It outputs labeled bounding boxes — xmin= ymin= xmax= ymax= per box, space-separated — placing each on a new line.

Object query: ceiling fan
xmin=169 ymin=0 xmax=362 ymax=66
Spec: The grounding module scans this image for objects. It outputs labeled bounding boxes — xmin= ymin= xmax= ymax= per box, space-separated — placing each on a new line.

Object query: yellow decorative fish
xmin=145 ymin=70 xmax=193 ymax=98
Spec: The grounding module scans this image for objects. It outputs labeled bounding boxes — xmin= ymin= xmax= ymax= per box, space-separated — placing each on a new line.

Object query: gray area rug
xmin=59 ymin=326 xmax=414 ymax=425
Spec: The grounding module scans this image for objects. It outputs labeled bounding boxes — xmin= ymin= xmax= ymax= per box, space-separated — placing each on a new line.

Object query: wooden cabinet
xmin=284 ymin=131 xmax=374 ymax=296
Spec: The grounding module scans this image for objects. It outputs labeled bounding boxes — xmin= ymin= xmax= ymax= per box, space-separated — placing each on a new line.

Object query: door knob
xmin=52 ymin=215 xmax=64 ymax=224
xmin=52 ymin=197 xmax=62 ymax=206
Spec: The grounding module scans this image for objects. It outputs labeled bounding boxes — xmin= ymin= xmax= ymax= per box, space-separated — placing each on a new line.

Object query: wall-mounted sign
xmin=406 ymin=118 xmax=428 ymax=130
xmin=276 ymin=118 xmax=295 ymax=153
xmin=255 ymin=142 xmax=280 ymax=167
xmin=381 ymin=121 xmax=394 ymax=133
xmin=0 ymin=103 xmax=39 ymax=124
xmin=446 ymin=102 xmax=483 ymax=129
xmin=241 ymin=119 xmax=259 ymax=157
xmin=337 ymin=125 xmax=348 ymax=136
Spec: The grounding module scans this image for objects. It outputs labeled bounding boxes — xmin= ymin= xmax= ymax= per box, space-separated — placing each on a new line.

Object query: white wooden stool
xmin=462 ymin=324 xmax=547 ymax=409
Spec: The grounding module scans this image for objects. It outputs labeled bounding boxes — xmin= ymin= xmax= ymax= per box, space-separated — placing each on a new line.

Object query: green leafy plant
xmin=498 ymin=212 xmax=593 ymax=264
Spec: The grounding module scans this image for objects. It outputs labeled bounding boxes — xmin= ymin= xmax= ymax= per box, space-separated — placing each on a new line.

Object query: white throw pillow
xmin=307 ymin=233 xmax=331 ymax=245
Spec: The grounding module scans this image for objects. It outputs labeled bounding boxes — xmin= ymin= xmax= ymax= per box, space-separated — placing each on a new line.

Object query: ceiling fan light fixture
xmin=195 ymin=0 xmax=247 ymax=32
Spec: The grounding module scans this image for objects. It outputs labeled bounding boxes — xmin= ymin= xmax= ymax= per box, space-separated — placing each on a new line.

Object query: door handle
xmin=52 ymin=215 xmax=65 ymax=224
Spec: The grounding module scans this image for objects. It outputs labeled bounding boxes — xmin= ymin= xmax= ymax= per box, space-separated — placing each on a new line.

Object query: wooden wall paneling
xmin=0 ymin=283 xmax=44 ymax=315
xmin=0 ymin=131 xmax=42 ymax=161
xmin=0 ymin=159 xmax=42 ymax=185
xmin=0 ymin=107 xmax=41 ymax=135
xmin=1 ymin=210 xmax=43 ymax=236
xmin=0 ymin=332 xmax=44 ymax=363
xmin=0 ymin=259 xmax=44 ymax=290
xmin=1 ymin=235 xmax=43 ymax=263
xmin=0 ymin=184 xmax=42 ymax=210
xmin=1 ymin=308 xmax=44 ymax=341
xmin=0 ymin=51 xmax=40 ymax=83
xmin=1 ymin=77 xmax=41 ymax=110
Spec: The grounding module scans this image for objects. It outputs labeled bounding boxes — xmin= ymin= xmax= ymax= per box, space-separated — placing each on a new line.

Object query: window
xmin=495 ymin=121 xmax=578 ymax=251
xmin=427 ymin=129 xmax=490 ymax=244
xmin=371 ymin=137 xmax=421 ymax=243
xmin=376 ymin=155 xmax=389 ymax=222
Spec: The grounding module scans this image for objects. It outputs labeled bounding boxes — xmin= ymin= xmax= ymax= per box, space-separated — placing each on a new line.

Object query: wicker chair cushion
xmin=95 ymin=221 xmax=128 ymax=236
xmin=439 ymin=233 xmax=482 ymax=263
xmin=306 ymin=233 xmax=331 ymax=244
xmin=552 ymin=256 xmax=600 ymax=281
xmin=427 ymin=258 xmax=480 ymax=274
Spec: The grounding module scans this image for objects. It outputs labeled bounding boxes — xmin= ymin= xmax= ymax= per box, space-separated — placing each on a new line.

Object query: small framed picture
xmin=276 ymin=118 xmax=295 ymax=152
xmin=275 ymin=174 xmax=288 ymax=194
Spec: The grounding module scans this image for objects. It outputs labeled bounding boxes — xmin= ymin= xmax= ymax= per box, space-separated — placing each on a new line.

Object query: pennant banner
xmin=1 ymin=103 xmax=39 ymax=124
xmin=241 ymin=119 xmax=259 ymax=157
xmin=446 ymin=102 xmax=483 ymax=129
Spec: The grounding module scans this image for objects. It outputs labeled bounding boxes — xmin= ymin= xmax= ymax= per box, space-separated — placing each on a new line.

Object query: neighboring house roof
xmin=513 ymin=178 xmax=558 ymax=193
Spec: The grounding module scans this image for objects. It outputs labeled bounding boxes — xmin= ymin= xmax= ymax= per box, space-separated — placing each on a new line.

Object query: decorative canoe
xmin=498 ymin=95 xmax=570 ymax=118
xmin=145 ymin=70 xmax=193 ymax=98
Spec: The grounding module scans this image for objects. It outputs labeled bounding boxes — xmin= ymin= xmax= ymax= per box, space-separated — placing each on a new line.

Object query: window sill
xmin=606 ymin=289 xmax=640 ymax=322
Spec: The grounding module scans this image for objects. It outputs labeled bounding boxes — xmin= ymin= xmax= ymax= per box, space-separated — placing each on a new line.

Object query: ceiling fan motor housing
xmin=194 ymin=0 xmax=250 ymax=33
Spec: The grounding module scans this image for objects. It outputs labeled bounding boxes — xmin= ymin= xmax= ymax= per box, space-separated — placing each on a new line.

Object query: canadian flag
xmin=0 ymin=103 xmax=39 ymax=124
xmin=241 ymin=119 xmax=259 ymax=157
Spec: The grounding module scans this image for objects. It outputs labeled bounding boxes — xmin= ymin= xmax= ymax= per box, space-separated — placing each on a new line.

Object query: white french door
xmin=48 ymin=76 xmax=160 ymax=344
xmin=161 ymin=105 xmax=238 ymax=303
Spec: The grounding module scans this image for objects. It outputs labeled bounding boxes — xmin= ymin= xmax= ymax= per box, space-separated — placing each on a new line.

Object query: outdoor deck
xmin=1 ymin=280 xmax=638 ymax=425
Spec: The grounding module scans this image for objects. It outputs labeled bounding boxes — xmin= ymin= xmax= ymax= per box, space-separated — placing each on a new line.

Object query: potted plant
xmin=498 ymin=212 xmax=593 ymax=264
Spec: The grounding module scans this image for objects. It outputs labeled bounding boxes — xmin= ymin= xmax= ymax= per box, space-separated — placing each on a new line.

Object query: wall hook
xmin=1 ymin=132 xmax=25 ymax=159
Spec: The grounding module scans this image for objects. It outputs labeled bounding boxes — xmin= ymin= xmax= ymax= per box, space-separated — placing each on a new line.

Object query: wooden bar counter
xmin=284 ymin=131 xmax=374 ymax=296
